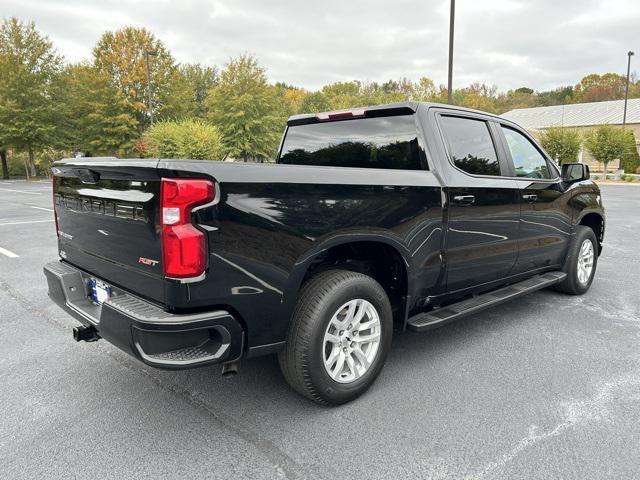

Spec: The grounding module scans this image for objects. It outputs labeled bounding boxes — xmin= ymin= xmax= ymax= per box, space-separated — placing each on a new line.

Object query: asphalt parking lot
xmin=1 ymin=180 xmax=639 ymax=479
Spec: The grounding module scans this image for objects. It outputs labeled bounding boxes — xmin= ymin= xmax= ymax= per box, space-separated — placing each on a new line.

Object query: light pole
xmin=623 ymin=50 xmax=634 ymax=128
xmin=447 ymin=0 xmax=455 ymax=104
xmin=144 ymin=50 xmax=156 ymax=124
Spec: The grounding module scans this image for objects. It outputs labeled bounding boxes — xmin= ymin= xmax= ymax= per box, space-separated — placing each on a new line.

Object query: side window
xmin=439 ymin=116 xmax=501 ymax=176
xmin=501 ymin=126 xmax=551 ymax=179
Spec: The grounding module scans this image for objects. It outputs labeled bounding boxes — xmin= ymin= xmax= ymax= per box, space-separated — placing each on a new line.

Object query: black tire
xmin=555 ymin=225 xmax=598 ymax=295
xmin=278 ymin=269 xmax=393 ymax=405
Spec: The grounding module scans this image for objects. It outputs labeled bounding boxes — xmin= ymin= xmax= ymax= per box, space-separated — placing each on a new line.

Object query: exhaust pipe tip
xmin=221 ymin=362 xmax=240 ymax=378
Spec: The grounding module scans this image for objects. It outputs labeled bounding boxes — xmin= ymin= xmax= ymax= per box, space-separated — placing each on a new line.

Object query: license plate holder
xmin=90 ymin=278 xmax=112 ymax=305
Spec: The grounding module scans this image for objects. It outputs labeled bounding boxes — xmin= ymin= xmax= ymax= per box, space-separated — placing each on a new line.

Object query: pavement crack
xmin=466 ymin=371 xmax=640 ymax=479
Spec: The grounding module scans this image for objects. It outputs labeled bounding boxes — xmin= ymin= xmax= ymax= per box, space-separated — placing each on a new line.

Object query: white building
xmin=503 ymin=98 xmax=640 ymax=171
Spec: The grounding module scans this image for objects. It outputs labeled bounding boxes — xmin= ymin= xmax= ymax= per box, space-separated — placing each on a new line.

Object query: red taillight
xmin=52 ymin=175 xmax=59 ymax=238
xmin=160 ymin=178 xmax=215 ymax=279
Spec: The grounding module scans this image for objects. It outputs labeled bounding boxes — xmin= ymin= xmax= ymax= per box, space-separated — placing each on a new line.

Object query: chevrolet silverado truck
xmin=44 ymin=102 xmax=605 ymax=405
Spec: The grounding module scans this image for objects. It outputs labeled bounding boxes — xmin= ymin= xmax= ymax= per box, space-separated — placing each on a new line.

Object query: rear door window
xmin=439 ymin=116 xmax=501 ymax=176
xmin=501 ymin=126 xmax=551 ymax=179
xmin=278 ymin=115 xmax=423 ymax=170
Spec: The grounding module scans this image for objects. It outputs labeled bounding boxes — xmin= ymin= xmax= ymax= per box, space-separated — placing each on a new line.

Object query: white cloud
xmin=2 ymin=0 xmax=638 ymax=92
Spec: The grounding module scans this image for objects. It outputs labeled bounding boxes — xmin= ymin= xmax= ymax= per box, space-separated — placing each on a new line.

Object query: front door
xmin=498 ymin=125 xmax=571 ymax=272
xmin=438 ymin=114 xmax=520 ymax=292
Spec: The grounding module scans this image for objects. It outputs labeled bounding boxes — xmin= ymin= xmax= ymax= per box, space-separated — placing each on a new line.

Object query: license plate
xmin=90 ymin=278 xmax=111 ymax=305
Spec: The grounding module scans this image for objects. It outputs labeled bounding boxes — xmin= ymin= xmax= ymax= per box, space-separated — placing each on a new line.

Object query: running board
xmin=407 ymin=271 xmax=566 ymax=332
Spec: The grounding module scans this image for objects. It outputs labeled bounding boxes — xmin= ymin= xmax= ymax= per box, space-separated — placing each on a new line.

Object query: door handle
xmin=452 ymin=195 xmax=476 ymax=205
xmin=522 ymin=194 xmax=538 ymax=203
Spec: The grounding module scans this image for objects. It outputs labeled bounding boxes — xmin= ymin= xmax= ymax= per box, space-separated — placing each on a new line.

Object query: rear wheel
xmin=555 ymin=226 xmax=598 ymax=295
xmin=278 ymin=270 xmax=393 ymax=405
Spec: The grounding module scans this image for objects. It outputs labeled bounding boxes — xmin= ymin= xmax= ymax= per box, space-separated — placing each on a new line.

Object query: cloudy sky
xmin=3 ymin=0 xmax=639 ymax=91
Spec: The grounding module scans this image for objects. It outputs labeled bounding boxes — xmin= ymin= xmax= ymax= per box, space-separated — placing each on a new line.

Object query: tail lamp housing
xmin=160 ymin=178 xmax=215 ymax=279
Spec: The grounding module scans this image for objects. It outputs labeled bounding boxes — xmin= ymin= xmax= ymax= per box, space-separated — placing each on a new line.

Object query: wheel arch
xmin=577 ymin=211 xmax=605 ymax=254
xmin=284 ymin=234 xmax=413 ymax=327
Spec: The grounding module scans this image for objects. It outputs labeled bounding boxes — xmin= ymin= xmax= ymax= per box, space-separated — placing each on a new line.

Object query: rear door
xmin=53 ymin=159 xmax=166 ymax=303
xmin=436 ymin=113 xmax=520 ymax=292
xmin=497 ymin=125 xmax=571 ymax=272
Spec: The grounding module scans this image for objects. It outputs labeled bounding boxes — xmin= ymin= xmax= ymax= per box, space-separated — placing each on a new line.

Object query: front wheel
xmin=278 ymin=270 xmax=393 ymax=405
xmin=555 ymin=226 xmax=598 ymax=295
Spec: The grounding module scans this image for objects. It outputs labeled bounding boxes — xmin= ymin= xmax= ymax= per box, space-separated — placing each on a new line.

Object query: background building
xmin=503 ymin=98 xmax=640 ymax=171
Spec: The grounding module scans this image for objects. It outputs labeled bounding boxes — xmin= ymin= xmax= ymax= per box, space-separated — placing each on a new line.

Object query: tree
xmin=59 ymin=64 xmax=139 ymax=156
xmin=535 ymin=86 xmax=574 ymax=107
xmin=538 ymin=127 xmax=582 ymax=164
xmin=453 ymin=83 xmax=499 ymax=113
xmin=0 ymin=131 xmax=8 ymax=179
xmin=93 ymin=27 xmax=175 ymax=130
xmin=574 ymin=73 xmax=627 ymax=103
xmin=299 ymin=91 xmax=330 ymax=113
xmin=583 ymin=125 xmax=627 ymax=177
xmin=179 ymin=63 xmax=218 ymax=118
xmin=206 ymin=55 xmax=282 ymax=161
xmin=142 ymin=119 xmax=223 ymax=160
xmin=156 ymin=69 xmax=196 ymax=121
xmin=0 ymin=18 xmax=63 ymax=177
xmin=620 ymin=130 xmax=640 ymax=174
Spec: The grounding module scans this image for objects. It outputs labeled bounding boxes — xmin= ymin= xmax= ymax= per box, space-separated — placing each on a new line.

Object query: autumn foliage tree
xmin=206 ymin=55 xmax=282 ymax=161
xmin=0 ymin=18 xmax=63 ymax=177
xmin=59 ymin=64 xmax=138 ymax=155
xmin=574 ymin=73 xmax=627 ymax=103
xmin=93 ymin=27 xmax=176 ymax=130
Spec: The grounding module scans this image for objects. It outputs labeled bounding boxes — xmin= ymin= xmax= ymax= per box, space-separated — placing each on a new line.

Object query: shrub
xmin=620 ymin=130 xmax=640 ymax=174
xmin=584 ymin=125 xmax=627 ymax=175
xmin=537 ymin=127 xmax=581 ymax=164
xmin=143 ymin=119 xmax=223 ymax=160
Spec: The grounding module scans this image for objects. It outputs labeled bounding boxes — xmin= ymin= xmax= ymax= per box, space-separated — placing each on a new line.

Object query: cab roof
xmin=286 ymin=101 xmax=504 ymax=126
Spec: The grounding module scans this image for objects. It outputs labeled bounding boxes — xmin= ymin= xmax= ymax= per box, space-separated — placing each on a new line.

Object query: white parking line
xmin=0 ymin=246 xmax=19 ymax=258
xmin=0 ymin=219 xmax=54 ymax=227
xmin=30 ymin=206 xmax=54 ymax=212
xmin=0 ymin=188 xmax=41 ymax=195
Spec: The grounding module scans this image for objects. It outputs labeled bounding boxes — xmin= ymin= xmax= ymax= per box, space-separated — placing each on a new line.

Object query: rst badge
xmin=138 ymin=257 xmax=159 ymax=267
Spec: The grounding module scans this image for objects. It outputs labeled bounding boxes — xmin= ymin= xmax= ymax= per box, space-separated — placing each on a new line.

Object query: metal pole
xmin=144 ymin=51 xmax=154 ymax=124
xmin=447 ymin=0 xmax=455 ymax=104
xmin=623 ymin=51 xmax=634 ymax=128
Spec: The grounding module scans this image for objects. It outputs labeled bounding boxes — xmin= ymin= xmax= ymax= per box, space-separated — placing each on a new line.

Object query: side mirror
xmin=562 ymin=163 xmax=590 ymax=183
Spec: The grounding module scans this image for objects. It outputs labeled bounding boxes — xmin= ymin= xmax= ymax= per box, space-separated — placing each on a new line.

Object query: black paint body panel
xmin=50 ymin=102 xmax=605 ymax=355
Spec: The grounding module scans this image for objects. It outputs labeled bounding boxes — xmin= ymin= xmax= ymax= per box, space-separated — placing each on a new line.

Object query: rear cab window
xmin=278 ymin=115 xmax=424 ymax=170
xmin=438 ymin=115 xmax=501 ymax=176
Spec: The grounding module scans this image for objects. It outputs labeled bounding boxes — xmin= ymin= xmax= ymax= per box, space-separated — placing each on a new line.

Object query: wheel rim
xmin=322 ymin=299 xmax=381 ymax=384
xmin=577 ymin=239 xmax=594 ymax=285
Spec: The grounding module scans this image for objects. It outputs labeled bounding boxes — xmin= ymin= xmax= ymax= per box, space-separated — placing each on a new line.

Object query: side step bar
xmin=407 ymin=271 xmax=566 ymax=332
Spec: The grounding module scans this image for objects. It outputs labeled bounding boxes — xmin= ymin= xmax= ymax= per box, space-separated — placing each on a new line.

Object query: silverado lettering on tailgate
xmin=54 ymin=193 xmax=150 ymax=223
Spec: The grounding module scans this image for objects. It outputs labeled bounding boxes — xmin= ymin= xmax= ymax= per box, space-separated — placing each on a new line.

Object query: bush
xmin=6 ymin=148 xmax=68 ymax=177
xmin=143 ymin=119 xmax=223 ymax=160
xmin=584 ymin=125 xmax=627 ymax=174
xmin=537 ymin=127 xmax=581 ymax=164
xmin=620 ymin=130 xmax=640 ymax=174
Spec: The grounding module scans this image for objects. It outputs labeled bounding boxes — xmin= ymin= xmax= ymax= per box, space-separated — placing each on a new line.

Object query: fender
xmin=280 ymin=229 xmax=414 ymax=327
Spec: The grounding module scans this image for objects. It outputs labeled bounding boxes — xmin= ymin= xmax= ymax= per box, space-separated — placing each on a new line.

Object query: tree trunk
xmin=24 ymin=160 xmax=30 ymax=180
xmin=28 ymin=146 xmax=37 ymax=178
xmin=602 ymin=161 xmax=608 ymax=180
xmin=0 ymin=149 xmax=8 ymax=179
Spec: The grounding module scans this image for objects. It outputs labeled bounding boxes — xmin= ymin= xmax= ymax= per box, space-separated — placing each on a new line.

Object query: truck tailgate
xmin=53 ymin=159 xmax=166 ymax=304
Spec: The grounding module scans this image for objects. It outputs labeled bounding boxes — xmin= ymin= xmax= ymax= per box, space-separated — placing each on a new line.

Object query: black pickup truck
xmin=44 ymin=102 xmax=605 ymax=405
